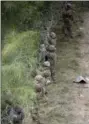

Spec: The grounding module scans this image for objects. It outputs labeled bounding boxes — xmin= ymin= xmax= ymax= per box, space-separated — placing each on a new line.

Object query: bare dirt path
xmin=72 ymin=12 xmax=89 ymax=124
xmin=79 ymin=12 xmax=89 ymax=75
xmin=39 ymin=12 xmax=89 ymax=124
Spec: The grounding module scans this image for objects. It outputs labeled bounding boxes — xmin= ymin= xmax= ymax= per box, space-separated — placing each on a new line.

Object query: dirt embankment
xmin=73 ymin=12 xmax=89 ymax=124
xmin=38 ymin=12 xmax=89 ymax=124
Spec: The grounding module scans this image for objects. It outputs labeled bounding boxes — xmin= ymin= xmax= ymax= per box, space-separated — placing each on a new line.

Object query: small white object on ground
xmin=74 ymin=76 xmax=88 ymax=84
xmin=43 ymin=61 xmax=50 ymax=67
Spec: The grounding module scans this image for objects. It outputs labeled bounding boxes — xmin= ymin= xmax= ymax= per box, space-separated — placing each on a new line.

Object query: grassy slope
xmin=2 ymin=29 xmax=40 ymax=118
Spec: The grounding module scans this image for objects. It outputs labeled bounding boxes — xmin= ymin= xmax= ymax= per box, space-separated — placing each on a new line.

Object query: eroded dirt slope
xmin=39 ymin=12 xmax=89 ymax=124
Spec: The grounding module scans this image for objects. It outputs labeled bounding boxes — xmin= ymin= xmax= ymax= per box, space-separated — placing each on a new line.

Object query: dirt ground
xmin=73 ymin=12 xmax=89 ymax=124
xmin=38 ymin=12 xmax=89 ymax=124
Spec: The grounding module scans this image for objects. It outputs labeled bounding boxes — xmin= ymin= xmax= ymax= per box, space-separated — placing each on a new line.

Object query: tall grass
xmin=2 ymin=30 xmax=40 ymax=108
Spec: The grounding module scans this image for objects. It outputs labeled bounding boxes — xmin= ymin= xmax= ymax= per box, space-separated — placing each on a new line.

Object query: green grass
xmin=2 ymin=29 xmax=40 ymax=108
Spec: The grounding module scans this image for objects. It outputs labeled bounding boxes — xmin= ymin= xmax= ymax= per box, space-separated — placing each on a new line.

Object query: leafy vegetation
xmin=2 ymin=30 xmax=40 ymax=108
xmin=1 ymin=1 xmax=52 ymax=110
